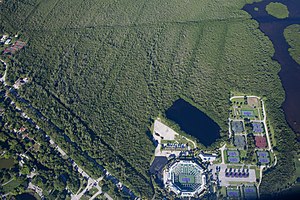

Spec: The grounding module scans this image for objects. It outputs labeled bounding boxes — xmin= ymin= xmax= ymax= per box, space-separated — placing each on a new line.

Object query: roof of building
xmin=199 ymin=152 xmax=217 ymax=162
xmin=150 ymin=156 xmax=168 ymax=174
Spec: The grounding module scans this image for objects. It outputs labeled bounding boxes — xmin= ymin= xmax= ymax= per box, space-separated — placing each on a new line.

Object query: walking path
xmin=257 ymin=165 xmax=265 ymax=199
xmin=1 ymin=178 xmax=14 ymax=186
xmin=104 ymin=193 xmax=113 ymax=200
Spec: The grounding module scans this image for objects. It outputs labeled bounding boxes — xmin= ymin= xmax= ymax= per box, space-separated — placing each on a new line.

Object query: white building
xmin=4 ymin=38 xmax=11 ymax=45
xmin=0 ymin=35 xmax=8 ymax=43
xmin=199 ymin=152 xmax=217 ymax=162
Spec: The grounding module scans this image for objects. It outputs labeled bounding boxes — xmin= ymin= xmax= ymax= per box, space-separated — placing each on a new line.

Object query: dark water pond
xmin=0 ymin=158 xmax=15 ymax=169
xmin=15 ymin=193 xmax=37 ymax=200
xmin=243 ymin=0 xmax=300 ymax=137
xmin=166 ymin=99 xmax=221 ymax=146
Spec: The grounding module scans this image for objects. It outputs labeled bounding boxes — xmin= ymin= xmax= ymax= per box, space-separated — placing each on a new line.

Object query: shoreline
xmin=243 ymin=0 xmax=300 ymax=137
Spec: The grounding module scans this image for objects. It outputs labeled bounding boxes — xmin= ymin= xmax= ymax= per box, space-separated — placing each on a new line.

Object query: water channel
xmin=166 ymin=98 xmax=221 ymax=146
xmin=243 ymin=0 xmax=300 ymax=137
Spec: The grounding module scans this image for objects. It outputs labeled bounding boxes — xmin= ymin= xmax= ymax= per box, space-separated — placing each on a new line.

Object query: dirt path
xmin=1 ymin=178 xmax=14 ymax=186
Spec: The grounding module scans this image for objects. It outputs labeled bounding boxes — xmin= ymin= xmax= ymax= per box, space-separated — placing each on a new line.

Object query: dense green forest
xmin=265 ymin=2 xmax=289 ymax=19
xmin=284 ymin=24 xmax=300 ymax=65
xmin=0 ymin=0 xmax=298 ymax=198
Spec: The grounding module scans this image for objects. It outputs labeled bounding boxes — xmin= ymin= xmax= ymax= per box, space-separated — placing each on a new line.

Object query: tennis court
xmin=243 ymin=186 xmax=257 ymax=199
xmin=228 ymin=157 xmax=240 ymax=163
xmin=179 ymin=174 xmax=195 ymax=184
xmin=241 ymin=110 xmax=254 ymax=117
xmin=227 ymin=150 xmax=239 ymax=157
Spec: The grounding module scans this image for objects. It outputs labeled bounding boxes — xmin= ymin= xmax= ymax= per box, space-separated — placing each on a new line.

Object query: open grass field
xmin=1 ymin=0 xmax=298 ymax=198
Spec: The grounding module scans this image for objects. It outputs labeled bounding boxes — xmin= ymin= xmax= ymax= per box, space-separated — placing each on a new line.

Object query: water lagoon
xmin=166 ymin=99 xmax=221 ymax=146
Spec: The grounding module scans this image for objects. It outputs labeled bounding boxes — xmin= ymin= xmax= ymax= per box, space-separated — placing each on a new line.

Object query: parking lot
xmin=210 ymin=164 xmax=256 ymax=186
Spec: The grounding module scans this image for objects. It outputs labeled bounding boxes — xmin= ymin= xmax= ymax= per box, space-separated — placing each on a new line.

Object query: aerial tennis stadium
xmin=163 ymin=160 xmax=207 ymax=197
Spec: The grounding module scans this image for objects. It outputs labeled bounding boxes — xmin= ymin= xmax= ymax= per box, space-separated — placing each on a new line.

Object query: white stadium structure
xmin=163 ymin=160 xmax=207 ymax=197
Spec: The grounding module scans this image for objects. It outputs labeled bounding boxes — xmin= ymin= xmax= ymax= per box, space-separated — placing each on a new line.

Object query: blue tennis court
xmin=227 ymin=189 xmax=239 ymax=197
xmin=227 ymin=150 xmax=239 ymax=157
xmin=253 ymin=123 xmax=263 ymax=132
xmin=228 ymin=157 xmax=240 ymax=163
xmin=181 ymin=177 xmax=190 ymax=183
xmin=241 ymin=110 xmax=254 ymax=117
xmin=244 ymin=186 xmax=257 ymax=199
xmin=258 ymin=157 xmax=270 ymax=164
xmin=257 ymin=151 xmax=268 ymax=157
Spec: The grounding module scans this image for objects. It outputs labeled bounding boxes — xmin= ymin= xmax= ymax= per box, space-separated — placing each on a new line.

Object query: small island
xmin=266 ymin=2 xmax=289 ymax=19
xmin=284 ymin=24 xmax=300 ymax=65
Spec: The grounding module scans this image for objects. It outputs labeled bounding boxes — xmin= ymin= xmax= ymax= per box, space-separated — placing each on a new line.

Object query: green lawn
xmin=161 ymin=140 xmax=175 ymax=144
xmin=220 ymin=186 xmax=227 ymax=197
xmin=227 ymin=165 xmax=242 ymax=169
xmin=255 ymin=168 xmax=260 ymax=180
xmin=224 ymin=150 xmax=228 ymax=164
xmin=266 ymin=2 xmax=289 ymax=19
xmin=240 ymin=150 xmax=247 ymax=160
xmin=88 ymin=187 xmax=99 ymax=196
xmin=175 ymin=135 xmax=196 ymax=148
xmin=2 ymin=178 xmax=24 ymax=193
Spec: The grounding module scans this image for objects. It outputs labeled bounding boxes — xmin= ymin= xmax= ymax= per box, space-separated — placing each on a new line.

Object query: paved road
xmin=219 ymin=144 xmax=226 ymax=164
xmin=261 ymin=100 xmax=272 ymax=151
xmin=257 ymin=165 xmax=265 ymax=197
xmin=104 ymin=193 xmax=113 ymax=200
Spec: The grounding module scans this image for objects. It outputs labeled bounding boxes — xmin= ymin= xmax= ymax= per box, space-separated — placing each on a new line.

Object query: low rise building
xmin=199 ymin=152 xmax=217 ymax=162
